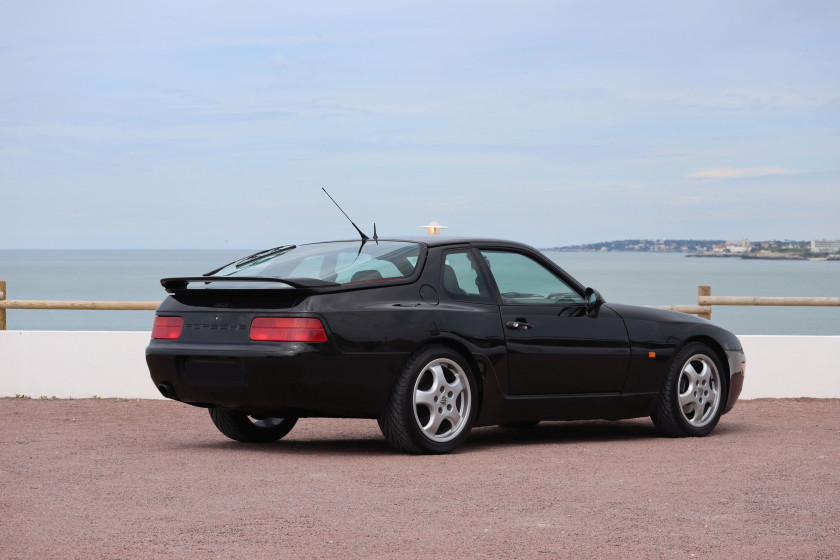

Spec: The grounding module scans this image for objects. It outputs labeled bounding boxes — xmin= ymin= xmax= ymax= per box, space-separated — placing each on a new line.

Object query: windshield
xmin=212 ymin=241 xmax=423 ymax=285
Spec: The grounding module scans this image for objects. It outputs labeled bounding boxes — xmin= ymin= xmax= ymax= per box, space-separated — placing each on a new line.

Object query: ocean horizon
xmin=1 ymin=249 xmax=837 ymax=335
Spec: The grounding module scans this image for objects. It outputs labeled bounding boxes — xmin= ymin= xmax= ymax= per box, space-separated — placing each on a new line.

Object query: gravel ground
xmin=1 ymin=398 xmax=838 ymax=559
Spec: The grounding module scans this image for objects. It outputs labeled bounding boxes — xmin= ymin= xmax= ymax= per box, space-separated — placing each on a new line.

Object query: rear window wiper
xmin=204 ymin=245 xmax=296 ymax=276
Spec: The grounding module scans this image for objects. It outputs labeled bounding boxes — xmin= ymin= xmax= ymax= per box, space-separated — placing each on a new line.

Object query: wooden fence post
xmin=698 ymin=285 xmax=711 ymax=320
xmin=0 ymin=280 xmax=6 ymax=330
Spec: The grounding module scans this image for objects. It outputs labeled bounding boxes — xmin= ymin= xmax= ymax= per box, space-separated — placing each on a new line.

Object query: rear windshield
xmin=212 ymin=241 xmax=423 ymax=285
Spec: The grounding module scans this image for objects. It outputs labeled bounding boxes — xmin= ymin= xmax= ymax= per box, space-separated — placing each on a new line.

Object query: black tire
xmin=652 ymin=342 xmax=726 ymax=437
xmin=378 ymin=345 xmax=477 ymax=454
xmin=208 ymin=408 xmax=298 ymax=443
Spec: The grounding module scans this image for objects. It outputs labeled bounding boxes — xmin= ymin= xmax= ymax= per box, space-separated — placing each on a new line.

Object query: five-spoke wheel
xmin=379 ymin=346 xmax=477 ymax=454
xmin=412 ymin=357 xmax=472 ymax=443
xmin=652 ymin=343 xmax=725 ymax=437
xmin=677 ymin=353 xmax=722 ymax=428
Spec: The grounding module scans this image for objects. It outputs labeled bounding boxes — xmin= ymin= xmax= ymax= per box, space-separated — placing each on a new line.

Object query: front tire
xmin=652 ymin=343 xmax=725 ymax=437
xmin=379 ymin=346 xmax=477 ymax=454
xmin=209 ymin=408 xmax=298 ymax=443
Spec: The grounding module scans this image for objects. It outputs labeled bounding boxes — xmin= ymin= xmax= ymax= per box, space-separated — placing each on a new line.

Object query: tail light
xmin=152 ymin=316 xmax=184 ymax=339
xmin=250 ymin=317 xmax=327 ymax=342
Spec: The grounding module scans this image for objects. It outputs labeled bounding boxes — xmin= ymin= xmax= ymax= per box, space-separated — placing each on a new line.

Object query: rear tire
xmin=209 ymin=408 xmax=298 ymax=443
xmin=652 ymin=343 xmax=725 ymax=437
xmin=379 ymin=345 xmax=477 ymax=454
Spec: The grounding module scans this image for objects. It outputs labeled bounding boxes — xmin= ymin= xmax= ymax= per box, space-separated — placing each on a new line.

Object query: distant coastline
xmin=544 ymin=239 xmax=840 ymax=261
xmin=690 ymin=252 xmax=840 ymax=261
xmin=544 ymin=239 xmax=723 ymax=253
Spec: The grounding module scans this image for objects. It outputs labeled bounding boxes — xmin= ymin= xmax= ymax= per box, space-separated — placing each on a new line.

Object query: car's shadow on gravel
xmin=172 ymin=418 xmax=750 ymax=456
xmin=466 ymin=420 xmax=659 ymax=449
xmin=465 ymin=418 xmax=750 ymax=450
xmin=183 ymin=437 xmax=396 ymax=456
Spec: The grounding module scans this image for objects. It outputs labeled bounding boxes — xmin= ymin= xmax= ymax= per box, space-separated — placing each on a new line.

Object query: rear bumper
xmin=146 ymin=340 xmax=405 ymax=418
xmin=723 ymin=348 xmax=746 ymax=414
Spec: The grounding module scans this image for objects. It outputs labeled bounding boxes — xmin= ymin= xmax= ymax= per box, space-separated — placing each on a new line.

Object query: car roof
xmin=304 ymin=236 xmax=539 ymax=250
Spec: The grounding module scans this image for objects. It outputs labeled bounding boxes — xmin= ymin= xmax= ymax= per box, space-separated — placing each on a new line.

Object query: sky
xmin=1 ymin=0 xmax=838 ymax=249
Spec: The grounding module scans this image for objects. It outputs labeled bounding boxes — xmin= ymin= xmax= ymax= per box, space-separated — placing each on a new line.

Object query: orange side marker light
xmin=648 ymin=352 xmax=656 ymax=358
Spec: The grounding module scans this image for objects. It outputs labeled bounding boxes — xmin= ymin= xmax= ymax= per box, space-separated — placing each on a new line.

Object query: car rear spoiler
xmin=160 ymin=276 xmax=340 ymax=294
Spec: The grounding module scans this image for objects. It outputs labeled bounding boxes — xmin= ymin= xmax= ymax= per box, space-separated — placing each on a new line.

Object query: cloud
xmin=0 ymin=145 xmax=30 ymax=158
xmin=671 ymin=196 xmax=703 ymax=207
xmin=335 ymin=150 xmax=531 ymax=166
xmin=599 ymin=181 xmax=644 ymax=191
xmin=686 ymin=166 xmax=799 ymax=181
xmin=626 ymin=88 xmax=837 ymax=112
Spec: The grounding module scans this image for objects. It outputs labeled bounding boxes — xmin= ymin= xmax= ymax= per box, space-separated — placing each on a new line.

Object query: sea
xmin=0 ymin=250 xmax=837 ymax=335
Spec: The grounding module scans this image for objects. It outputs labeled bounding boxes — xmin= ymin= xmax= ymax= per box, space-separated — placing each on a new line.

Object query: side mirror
xmin=584 ymin=287 xmax=604 ymax=316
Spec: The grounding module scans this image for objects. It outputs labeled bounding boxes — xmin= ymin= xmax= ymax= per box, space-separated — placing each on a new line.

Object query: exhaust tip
xmin=157 ymin=382 xmax=175 ymax=399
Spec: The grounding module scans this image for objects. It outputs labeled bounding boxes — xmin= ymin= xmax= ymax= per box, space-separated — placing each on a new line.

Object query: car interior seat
xmin=443 ymin=264 xmax=466 ymax=295
xmin=350 ymin=269 xmax=383 ymax=283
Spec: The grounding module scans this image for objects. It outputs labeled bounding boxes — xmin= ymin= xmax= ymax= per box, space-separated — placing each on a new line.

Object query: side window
xmin=442 ymin=250 xmax=493 ymax=302
xmin=480 ymin=250 xmax=583 ymax=305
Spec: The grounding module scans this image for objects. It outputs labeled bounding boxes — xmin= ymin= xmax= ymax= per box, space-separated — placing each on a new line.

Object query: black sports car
xmin=146 ymin=237 xmax=745 ymax=454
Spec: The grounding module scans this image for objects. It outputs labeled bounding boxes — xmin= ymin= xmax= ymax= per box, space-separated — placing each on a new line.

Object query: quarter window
xmin=480 ymin=251 xmax=583 ymax=305
xmin=442 ymin=250 xmax=493 ymax=302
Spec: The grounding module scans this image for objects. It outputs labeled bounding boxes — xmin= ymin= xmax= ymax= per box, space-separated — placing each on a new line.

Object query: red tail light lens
xmin=250 ymin=317 xmax=327 ymax=342
xmin=152 ymin=316 xmax=184 ymax=339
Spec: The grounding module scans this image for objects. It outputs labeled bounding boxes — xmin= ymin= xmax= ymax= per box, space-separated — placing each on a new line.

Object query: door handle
xmin=506 ymin=321 xmax=534 ymax=331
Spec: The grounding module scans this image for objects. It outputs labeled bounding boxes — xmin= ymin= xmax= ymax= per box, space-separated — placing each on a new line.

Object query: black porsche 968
xmin=146 ymin=237 xmax=745 ymax=454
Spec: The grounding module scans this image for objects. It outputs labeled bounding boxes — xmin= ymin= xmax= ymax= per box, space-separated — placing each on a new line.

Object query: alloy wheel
xmin=677 ymin=354 xmax=722 ymax=428
xmin=412 ymin=358 xmax=472 ymax=443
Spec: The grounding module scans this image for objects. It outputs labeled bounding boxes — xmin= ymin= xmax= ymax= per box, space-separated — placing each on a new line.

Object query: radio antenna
xmin=322 ymin=188 xmax=369 ymax=242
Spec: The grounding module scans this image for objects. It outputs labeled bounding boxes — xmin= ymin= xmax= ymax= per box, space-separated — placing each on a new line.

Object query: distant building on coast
xmin=726 ymin=239 xmax=751 ymax=253
xmin=810 ymin=239 xmax=840 ymax=253
xmin=713 ymin=239 xmax=751 ymax=254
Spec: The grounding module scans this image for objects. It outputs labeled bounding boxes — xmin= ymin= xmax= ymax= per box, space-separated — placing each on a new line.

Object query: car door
xmin=478 ymin=249 xmax=630 ymax=395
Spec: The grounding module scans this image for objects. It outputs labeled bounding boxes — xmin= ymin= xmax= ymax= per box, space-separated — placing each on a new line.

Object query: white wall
xmin=0 ymin=331 xmax=162 ymax=399
xmin=738 ymin=336 xmax=840 ymax=399
xmin=0 ymin=331 xmax=838 ymax=400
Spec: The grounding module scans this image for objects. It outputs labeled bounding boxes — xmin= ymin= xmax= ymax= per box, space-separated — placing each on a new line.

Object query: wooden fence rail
xmin=0 ymin=281 xmax=161 ymax=330
xmin=0 ymin=281 xmax=837 ymax=330
xmin=698 ymin=296 xmax=840 ymax=306
xmin=0 ymin=300 xmax=160 ymax=311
